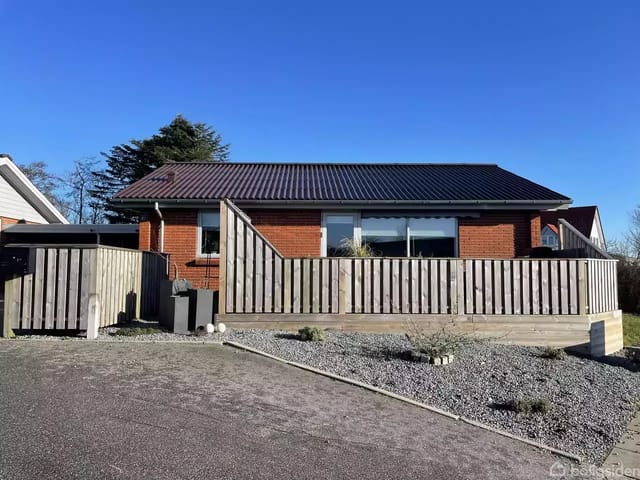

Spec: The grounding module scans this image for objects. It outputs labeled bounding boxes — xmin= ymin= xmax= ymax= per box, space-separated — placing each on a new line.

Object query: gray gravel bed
xmin=225 ymin=329 xmax=640 ymax=464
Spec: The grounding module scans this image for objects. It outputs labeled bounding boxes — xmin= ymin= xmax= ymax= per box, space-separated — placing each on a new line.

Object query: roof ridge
xmin=160 ymin=161 xmax=500 ymax=167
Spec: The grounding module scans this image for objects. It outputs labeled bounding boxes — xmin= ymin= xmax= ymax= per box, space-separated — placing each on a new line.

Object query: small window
xmin=199 ymin=211 xmax=220 ymax=255
xmin=325 ymin=214 xmax=356 ymax=256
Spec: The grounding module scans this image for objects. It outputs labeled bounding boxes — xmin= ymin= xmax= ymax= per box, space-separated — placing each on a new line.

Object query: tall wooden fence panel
xmin=3 ymin=246 xmax=168 ymax=331
xmin=559 ymin=219 xmax=611 ymax=259
xmin=219 ymin=200 xmax=619 ymax=316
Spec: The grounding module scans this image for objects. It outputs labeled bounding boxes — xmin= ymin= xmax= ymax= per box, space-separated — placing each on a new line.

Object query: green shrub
xmin=298 ymin=326 xmax=325 ymax=342
xmin=508 ymin=398 xmax=550 ymax=415
xmin=113 ymin=327 xmax=160 ymax=337
xmin=539 ymin=346 xmax=566 ymax=360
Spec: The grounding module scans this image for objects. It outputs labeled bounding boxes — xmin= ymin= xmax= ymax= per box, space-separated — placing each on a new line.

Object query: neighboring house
xmin=540 ymin=206 xmax=605 ymax=251
xmin=113 ymin=162 xmax=571 ymax=289
xmin=0 ymin=154 xmax=68 ymax=228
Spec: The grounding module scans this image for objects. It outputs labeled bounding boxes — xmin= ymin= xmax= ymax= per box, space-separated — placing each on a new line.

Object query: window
xmin=199 ymin=211 xmax=220 ymax=256
xmin=358 ymin=216 xmax=457 ymax=257
xmin=541 ymin=231 xmax=558 ymax=250
xmin=408 ymin=218 xmax=456 ymax=257
xmin=361 ymin=217 xmax=406 ymax=257
xmin=324 ymin=214 xmax=356 ymax=256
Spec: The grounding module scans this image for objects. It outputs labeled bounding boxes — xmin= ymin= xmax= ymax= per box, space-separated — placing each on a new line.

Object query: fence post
xmin=578 ymin=260 xmax=588 ymax=315
xmin=86 ymin=294 xmax=101 ymax=340
xmin=218 ymin=200 xmax=228 ymax=315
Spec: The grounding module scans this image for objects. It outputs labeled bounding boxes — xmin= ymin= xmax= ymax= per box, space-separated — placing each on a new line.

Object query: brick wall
xmin=244 ymin=209 xmax=321 ymax=257
xmin=458 ymin=212 xmax=537 ymax=258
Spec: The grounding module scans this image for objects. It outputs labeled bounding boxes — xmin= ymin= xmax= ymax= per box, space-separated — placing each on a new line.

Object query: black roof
xmin=114 ymin=162 xmax=571 ymax=206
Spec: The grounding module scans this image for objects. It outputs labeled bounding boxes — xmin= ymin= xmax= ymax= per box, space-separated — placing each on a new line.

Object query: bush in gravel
xmin=113 ymin=327 xmax=161 ymax=337
xmin=405 ymin=322 xmax=478 ymax=358
xmin=539 ymin=346 xmax=566 ymax=360
xmin=298 ymin=326 xmax=325 ymax=342
xmin=507 ymin=398 xmax=551 ymax=415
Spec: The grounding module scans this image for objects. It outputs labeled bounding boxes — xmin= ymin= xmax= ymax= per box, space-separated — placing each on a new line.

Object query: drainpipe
xmin=154 ymin=202 xmax=164 ymax=253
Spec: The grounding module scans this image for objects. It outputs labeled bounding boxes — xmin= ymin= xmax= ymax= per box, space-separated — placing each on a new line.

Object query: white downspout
xmin=154 ymin=202 xmax=164 ymax=253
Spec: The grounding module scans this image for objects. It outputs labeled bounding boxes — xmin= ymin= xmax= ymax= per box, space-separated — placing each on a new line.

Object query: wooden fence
xmin=559 ymin=219 xmax=611 ymax=260
xmin=3 ymin=246 xmax=167 ymax=332
xmin=219 ymin=200 xmax=619 ymax=318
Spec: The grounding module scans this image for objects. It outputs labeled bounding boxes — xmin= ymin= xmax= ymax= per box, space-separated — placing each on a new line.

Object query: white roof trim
xmin=0 ymin=156 xmax=68 ymax=224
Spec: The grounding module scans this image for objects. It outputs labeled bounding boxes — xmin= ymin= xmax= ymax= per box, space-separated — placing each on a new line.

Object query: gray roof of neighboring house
xmin=113 ymin=162 xmax=571 ymax=206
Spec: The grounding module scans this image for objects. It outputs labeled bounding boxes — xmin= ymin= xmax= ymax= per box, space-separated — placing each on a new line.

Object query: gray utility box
xmin=159 ymin=279 xmax=193 ymax=328
xmin=168 ymin=296 xmax=190 ymax=335
xmin=186 ymin=289 xmax=214 ymax=331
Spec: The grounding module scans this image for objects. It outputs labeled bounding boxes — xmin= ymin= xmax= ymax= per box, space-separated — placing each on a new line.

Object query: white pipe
xmin=154 ymin=202 xmax=164 ymax=253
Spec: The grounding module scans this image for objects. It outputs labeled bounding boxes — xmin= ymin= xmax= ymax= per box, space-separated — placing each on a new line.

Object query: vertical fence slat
xmin=353 ymin=259 xmax=362 ymax=314
xmin=363 ymin=259 xmax=371 ymax=314
xmin=465 ymin=260 xmax=474 ymax=314
xmin=382 ymin=259 xmax=391 ymax=314
xmin=411 ymin=259 xmax=419 ymax=314
xmin=44 ymin=249 xmax=57 ymax=329
xmin=372 ymin=259 xmax=381 ymax=313
xmin=503 ymin=260 xmax=512 ymax=315
xmin=560 ymin=260 xmax=569 ymax=315
xmin=431 ymin=260 xmax=440 ymax=314
xmin=493 ymin=260 xmax=502 ymax=315
xmin=321 ymin=258 xmax=330 ymax=313
xmin=474 ymin=260 xmax=483 ymax=314
xmin=439 ymin=259 xmax=448 ymax=314
xmin=512 ymin=261 xmax=521 ymax=315
xmin=331 ymin=259 xmax=339 ymax=313
xmin=312 ymin=258 xmax=321 ymax=313
xmin=550 ymin=261 xmax=560 ymax=315
xmin=254 ymin=239 xmax=263 ymax=313
xmin=391 ymin=259 xmax=400 ymax=314
xmin=21 ymin=274 xmax=33 ymax=329
xmin=226 ymin=207 xmax=236 ymax=313
xmin=521 ymin=261 xmax=530 ymax=315
xmin=569 ymin=260 xmax=578 ymax=314
xmin=484 ymin=260 xmax=493 ymax=314
xmin=32 ymin=249 xmax=45 ymax=329
xmin=401 ymin=259 xmax=410 ymax=314
xmin=541 ymin=260 xmax=550 ymax=315
xmin=531 ymin=260 xmax=540 ymax=315
xmin=292 ymin=259 xmax=301 ymax=313
xmin=56 ymin=249 xmax=68 ymax=329
xmin=245 ymin=229 xmax=254 ymax=313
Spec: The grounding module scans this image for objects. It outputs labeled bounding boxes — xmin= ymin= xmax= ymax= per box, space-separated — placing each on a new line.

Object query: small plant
xmin=506 ymin=398 xmax=550 ymax=415
xmin=339 ymin=238 xmax=375 ymax=257
xmin=539 ymin=346 xmax=566 ymax=360
xmin=298 ymin=326 xmax=325 ymax=342
xmin=113 ymin=327 xmax=161 ymax=337
xmin=405 ymin=321 xmax=478 ymax=359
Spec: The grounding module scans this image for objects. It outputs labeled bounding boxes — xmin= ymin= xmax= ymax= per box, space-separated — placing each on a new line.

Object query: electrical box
xmin=0 ymin=248 xmax=35 ymax=275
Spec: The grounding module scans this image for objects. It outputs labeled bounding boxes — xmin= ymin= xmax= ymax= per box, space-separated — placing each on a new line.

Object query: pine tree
xmin=90 ymin=115 xmax=229 ymax=223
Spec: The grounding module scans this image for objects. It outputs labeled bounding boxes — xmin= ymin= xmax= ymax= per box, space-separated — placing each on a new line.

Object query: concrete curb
xmin=224 ymin=340 xmax=583 ymax=464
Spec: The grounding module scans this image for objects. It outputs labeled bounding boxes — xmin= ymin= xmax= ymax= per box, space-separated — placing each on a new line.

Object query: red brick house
xmin=112 ymin=162 xmax=571 ymax=289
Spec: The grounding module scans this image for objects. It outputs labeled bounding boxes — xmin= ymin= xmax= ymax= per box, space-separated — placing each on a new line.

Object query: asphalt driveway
xmin=0 ymin=340 xmax=584 ymax=479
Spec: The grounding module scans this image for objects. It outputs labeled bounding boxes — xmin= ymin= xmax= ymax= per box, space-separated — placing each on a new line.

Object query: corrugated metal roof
xmin=113 ymin=162 xmax=571 ymax=204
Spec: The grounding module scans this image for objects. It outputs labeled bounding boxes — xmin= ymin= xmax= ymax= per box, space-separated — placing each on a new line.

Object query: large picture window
xmin=199 ymin=211 xmax=220 ymax=256
xmin=330 ymin=214 xmax=457 ymax=257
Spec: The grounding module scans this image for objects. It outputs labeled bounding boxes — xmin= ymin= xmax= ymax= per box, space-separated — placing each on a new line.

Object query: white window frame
xmin=321 ymin=211 xmax=361 ymax=257
xmin=322 ymin=211 xmax=458 ymax=257
xmin=197 ymin=210 xmax=221 ymax=258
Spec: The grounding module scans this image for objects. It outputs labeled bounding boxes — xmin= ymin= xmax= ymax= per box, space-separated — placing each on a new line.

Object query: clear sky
xmin=1 ymin=1 xmax=638 ymax=238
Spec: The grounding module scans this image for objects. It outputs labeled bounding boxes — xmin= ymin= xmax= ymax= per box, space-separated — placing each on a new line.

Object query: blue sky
xmin=1 ymin=1 xmax=638 ymax=238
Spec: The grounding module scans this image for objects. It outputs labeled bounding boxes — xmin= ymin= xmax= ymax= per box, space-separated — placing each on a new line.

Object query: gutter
xmin=154 ymin=202 xmax=164 ymax=253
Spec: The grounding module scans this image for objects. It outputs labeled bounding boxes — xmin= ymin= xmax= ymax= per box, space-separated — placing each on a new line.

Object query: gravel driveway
xmin=0 ymin=340 xmax=592 ymax=479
